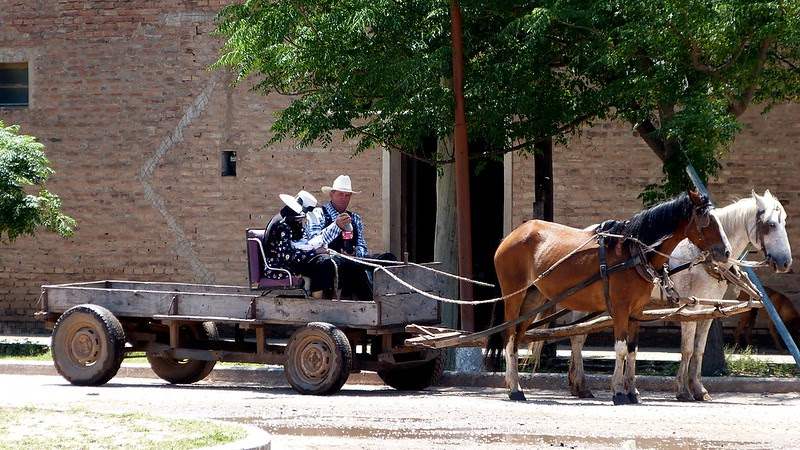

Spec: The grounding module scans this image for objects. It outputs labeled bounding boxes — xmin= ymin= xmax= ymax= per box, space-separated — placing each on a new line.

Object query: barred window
xmin=0 ymin=62 xmax=29 ymax=107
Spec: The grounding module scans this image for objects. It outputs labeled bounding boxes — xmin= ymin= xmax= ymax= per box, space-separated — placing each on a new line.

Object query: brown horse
xmin=735 ymin=285 xmax=800 ymax=349
xmin=493 ymin=191 xmax=731 ymax=404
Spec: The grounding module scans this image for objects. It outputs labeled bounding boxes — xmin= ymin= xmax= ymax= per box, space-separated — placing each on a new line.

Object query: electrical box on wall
xmin=221 ymin=150 xmax=236 ymax=176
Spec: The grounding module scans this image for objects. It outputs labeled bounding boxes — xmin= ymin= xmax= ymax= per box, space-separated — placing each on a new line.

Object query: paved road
xmin=3 ymin=374 xmax=798 ymax=449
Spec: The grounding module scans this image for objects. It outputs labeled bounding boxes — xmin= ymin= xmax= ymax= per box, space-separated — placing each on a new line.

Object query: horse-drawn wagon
xmin=35 ymin=230 xmax=445 ymax=396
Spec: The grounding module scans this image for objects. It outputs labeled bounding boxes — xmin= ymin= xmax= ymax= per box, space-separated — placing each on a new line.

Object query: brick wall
xmin=1 ymin=2 xmax=798 ymax=334
xmin=0 ymin=1 xmax=384 ymax=334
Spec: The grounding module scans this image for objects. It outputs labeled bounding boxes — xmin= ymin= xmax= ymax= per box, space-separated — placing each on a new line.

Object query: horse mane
xmin=603 ymin=192 xmax=694 ymax=247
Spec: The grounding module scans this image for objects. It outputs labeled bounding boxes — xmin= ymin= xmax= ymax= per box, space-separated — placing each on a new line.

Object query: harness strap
xmin=597 ymin=235 xmax=614 ymax=317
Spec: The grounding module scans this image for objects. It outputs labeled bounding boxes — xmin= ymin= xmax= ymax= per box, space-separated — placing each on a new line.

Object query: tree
xmin=506 ymin=0 xmax=800 ymax=202
xmin=214 ymin=1 xmax=568 ymax=329
xmin=0 ymin=121 xmax=75 ymax=241
xmin=214 ymin=1 xmax=799 ymax=293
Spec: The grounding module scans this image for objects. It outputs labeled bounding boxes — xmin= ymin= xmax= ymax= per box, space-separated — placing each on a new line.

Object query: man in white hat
xmin=305 ymin=175 xmax=366 ymax=257
xmin=263 ymin=194 xmax=335 ymax=298
xmin=306 ymin=175 xmax=395 ymax=300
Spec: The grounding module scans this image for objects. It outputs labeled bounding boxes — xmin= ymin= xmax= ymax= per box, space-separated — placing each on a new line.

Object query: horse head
xmin=751 ymin=190 xmax=792 ymax=272
xmin=685 ymin=190 xmax=731 ymax=263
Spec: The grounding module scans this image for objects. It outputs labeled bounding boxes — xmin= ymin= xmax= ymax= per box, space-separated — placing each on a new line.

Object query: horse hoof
xmin=694 ymin=392 xmax=712 ymax=402
xmin=508 ymin=391 xmax=527 ymax=401
xmin=627 ymin=392 xmax=641 ymax=404
xmin=612 ymin=393 xmax=629 ymax=405
xmin=578 ymin=390 xmax=595 ymax=399
xmin=676 ymin=392 xmax=695 ymax=402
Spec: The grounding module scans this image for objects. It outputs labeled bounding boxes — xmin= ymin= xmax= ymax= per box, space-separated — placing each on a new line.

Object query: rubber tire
xmin=51 ymin=304 xmax=126 ymax=386
xmin=285 ymin=322 xmax=352 ymax=395
xmin=147 ymin=322 xmax=218 ymax=384
xmin=377 ymin=350 xmax=444 ymax=391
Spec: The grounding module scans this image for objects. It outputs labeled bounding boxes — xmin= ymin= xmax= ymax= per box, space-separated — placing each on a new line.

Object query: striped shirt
xmin=305 ymin=202 xmax=368 ymax=257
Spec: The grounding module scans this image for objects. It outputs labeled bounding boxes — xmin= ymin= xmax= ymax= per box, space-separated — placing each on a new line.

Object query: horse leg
xmin=505 ymin=330 xmax=525 ymax=401
xmin=610 ymin=315 xmax=630 ymax=405
xmin=734 ymin=311 xmax=752 ymax=348
xmin=675 ymin=321 xmax=697 ymax=402
xmin=505 ymin=289 xmax=545 ymax=401
xmin=688 ymin=319 xmax=713 ymax=401
xmin=527 ymin=339 xmax=545 ymax=373
xmin=568 ymin=333 xmax=593 ymax=398
xmin=623 ymin=322 xmax=641 ymax=404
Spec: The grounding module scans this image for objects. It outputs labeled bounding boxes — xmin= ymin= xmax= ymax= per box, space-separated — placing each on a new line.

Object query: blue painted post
xmin=742 ymin=266 xmax=800 ymax=367
xmin=685 ymin=165 xmax=800 ymax=368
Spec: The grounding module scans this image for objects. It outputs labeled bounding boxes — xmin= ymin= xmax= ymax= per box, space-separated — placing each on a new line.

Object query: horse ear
xmin=753 ymin=189 xmax=766 ymax=211
xmin=764 ymin=189 xmax=773 ymax=200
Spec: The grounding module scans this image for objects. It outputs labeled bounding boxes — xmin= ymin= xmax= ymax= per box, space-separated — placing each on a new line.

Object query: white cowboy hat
xmin=295 ymin=190 xmax=317 ymax=212
xmin=321 ymin=175 xmax=361 ymax=194
xmin=279 ymin=193 xmax=304 ymax=216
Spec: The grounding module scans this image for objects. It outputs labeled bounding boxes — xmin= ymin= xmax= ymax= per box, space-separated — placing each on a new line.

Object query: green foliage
xmin=0 ymin=121 xmax=75 ymax=241
xmin=215 ymin=1 xmax=800 ymax=201
xmin=724 ymin=345 xmax=799 ymax=377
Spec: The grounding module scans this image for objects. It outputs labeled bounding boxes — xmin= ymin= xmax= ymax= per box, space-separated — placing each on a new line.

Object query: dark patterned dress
xmin=263 ymin=220 xmax=317 ymax=280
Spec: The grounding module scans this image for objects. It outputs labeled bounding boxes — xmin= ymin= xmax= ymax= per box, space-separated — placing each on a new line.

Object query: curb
xmin=2 ymin=361 xmax=799 ymax=394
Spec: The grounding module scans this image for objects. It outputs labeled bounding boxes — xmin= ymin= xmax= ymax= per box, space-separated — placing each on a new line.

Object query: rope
xmin=329 ymin=233 xmax=599 ymax=305
xmin=353 ymin=255 xmax=495 ymax=287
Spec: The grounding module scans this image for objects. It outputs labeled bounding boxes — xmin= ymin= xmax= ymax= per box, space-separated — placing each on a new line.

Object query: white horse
xmin=564 ymin=190 xmax=792 ymax=400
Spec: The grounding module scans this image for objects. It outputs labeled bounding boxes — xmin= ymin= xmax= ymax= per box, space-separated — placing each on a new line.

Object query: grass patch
xmin=0 ymin=406 xmax=246 ymax=449
xmin=724 ymin=345 xmax=799 ymax=377
xmin=0 ymin=342 xmax=49 ymax=357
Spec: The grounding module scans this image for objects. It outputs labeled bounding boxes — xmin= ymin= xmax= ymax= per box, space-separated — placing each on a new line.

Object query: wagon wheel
xmin=377 ymin=350 xmax=444 ymax=391
xmin=51 ymin=304 xmax=126 ymax=386
xmin=284 ymin=322 xmax=352 ymax=395
xmin=147 ymin=322 xmax=218 ymax=384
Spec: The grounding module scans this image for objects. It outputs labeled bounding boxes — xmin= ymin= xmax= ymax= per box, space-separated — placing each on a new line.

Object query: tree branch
xmin=506 ymin=113 xmax=594 ymax=153
xmin=346 ymin=125 xmax=447 ymax=166
xmin=634 ymin=118 xmax=667 ymax=162
xmin=728 ymin=37 xmax=774 ymax=117
xmin=690 ymin=37 xmax=750 ymax=76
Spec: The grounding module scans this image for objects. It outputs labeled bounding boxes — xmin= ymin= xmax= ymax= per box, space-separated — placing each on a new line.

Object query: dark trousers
xmin=295 ymin=255 xmax=336 ymax=292
xmin=333 ymin=252 xmax=397 ymax=301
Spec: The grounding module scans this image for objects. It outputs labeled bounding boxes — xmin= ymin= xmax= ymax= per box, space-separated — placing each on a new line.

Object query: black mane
xmin=603 ymin=193 xmax=695 ymax=247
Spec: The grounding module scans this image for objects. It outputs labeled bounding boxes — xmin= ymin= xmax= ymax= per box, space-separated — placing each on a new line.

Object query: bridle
xmin=748 ymin=204 xmax=781 ymax=254
xmin=686 ymin=201 xmax=714 ymax=247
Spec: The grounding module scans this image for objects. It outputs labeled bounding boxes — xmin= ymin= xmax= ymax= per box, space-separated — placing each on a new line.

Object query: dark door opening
xmin=400 ymin=139 xmax=504 ymax=331
xmin=469 ymin=154 xmax=504 ymax=331
xmin=400 ymin=137 xmax=437 ymax=263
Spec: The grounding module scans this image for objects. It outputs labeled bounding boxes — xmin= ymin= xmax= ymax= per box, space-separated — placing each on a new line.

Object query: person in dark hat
xmin=264 ymin=194 xmax=335 ymax=299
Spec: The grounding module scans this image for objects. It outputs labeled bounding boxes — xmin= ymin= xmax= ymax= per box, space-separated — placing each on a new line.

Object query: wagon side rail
xmin=38 ymin=282 xmax=382 ymax=328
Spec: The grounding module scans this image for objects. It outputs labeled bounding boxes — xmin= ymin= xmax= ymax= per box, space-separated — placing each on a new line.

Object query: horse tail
xmin=483 ymin=299 xmax=505 ymax=372
xmin=483 ymin=286 xmax=540 ymax=371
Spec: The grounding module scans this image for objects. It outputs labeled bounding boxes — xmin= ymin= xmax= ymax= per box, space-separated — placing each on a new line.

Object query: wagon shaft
xmin=523 ymin=300 xmax=762 ymax=341
xmin=404 ymin=300 xmax=763 ymax=348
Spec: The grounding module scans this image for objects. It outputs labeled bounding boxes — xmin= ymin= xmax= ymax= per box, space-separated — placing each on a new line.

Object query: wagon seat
xmin=246 ymin=218 xmax=306 ymax=290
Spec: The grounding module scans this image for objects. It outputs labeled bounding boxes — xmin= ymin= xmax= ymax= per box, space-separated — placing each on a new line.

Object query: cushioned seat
xmin=246 ymin=228 xmax=304 ymax=290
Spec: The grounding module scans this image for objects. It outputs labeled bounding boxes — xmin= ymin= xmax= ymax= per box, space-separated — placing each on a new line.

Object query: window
xmin=221 ymin=151 xmax=236 ymax=176
xmin=0 ymin=62 xmax=28 ymax=107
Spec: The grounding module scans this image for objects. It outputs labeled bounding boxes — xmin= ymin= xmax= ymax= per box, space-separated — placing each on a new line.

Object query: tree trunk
xmin=434 ymin=135 xmax=459 ymax=329
xmin=533 ymin=138 xmax=554 ymax=222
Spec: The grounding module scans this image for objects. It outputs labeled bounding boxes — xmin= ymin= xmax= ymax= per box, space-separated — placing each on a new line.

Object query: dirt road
xmin=2 ymin=374 xmax=798 ymax=449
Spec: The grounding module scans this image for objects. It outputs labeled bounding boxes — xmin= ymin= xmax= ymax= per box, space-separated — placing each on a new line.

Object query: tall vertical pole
xmin=449 ymin=0 xmax=474 ymax=331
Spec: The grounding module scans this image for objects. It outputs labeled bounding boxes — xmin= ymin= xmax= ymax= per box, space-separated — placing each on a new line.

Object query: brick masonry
xmin=1 ymin=2 xmax=798 ymax=334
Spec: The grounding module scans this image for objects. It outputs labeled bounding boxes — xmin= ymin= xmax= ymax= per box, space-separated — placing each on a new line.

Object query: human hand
xmin=315 ymin=247 xmax=329 ymax=255
xmin=335 ymin=213 xmax=351 ymax=230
